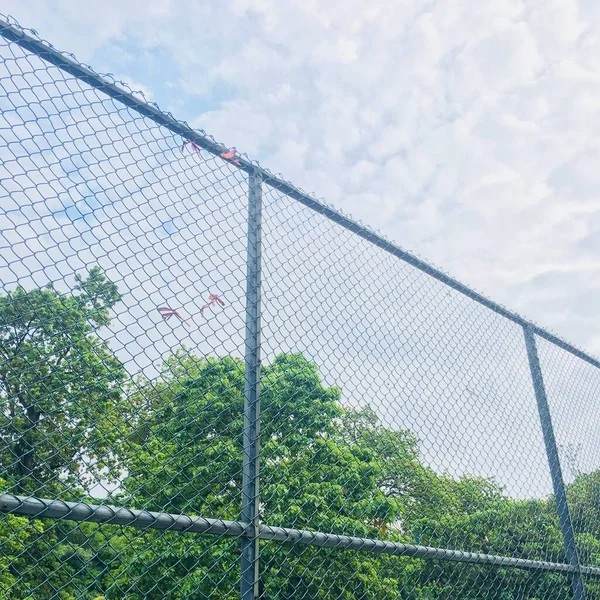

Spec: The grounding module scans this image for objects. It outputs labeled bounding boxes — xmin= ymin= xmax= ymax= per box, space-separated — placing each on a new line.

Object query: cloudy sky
xmin=4 ymin=0 xmax=600 ymax=355
xmin=3 ymin=1 xmax=600 ymax=503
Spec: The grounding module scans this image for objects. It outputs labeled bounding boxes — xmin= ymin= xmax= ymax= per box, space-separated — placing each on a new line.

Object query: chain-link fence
xmin=1 ymin=14 xmax=600 ymax=600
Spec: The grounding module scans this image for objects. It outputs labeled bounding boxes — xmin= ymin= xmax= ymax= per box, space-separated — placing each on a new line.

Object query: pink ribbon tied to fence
xmin=200 ymin=293 xmax=226 ymax=317
xmin=220 ymin=148 xmax=241 ymax=166
xmin=181 ymin=137 xmax=241 ymax=166
xmin=158 ymin=307 xmax=191 ymax=327
xmin=181 ymin=139 xmax=202 ymax=156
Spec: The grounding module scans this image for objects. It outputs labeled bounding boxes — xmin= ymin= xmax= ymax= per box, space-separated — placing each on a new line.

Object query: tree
xmin=0 ymin=473 xmax=118 ymax=600
xmin=111 ymin=353 xmax=421 ymax=599
xmin=112 ymin=351 xmax=576 ymax=599
xmin=0 ymin=267 xmax=126 ymax=496
xmin=2 ymin=330 xmax=597 ymax=598
xmin=567 ymin=470 xmax=600 ymax=542
xmin=0 ymin=269 xmax=130 ymax=599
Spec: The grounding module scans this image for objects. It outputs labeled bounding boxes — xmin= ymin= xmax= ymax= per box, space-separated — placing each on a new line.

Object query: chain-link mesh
xmin=260 ymin=540 xmax=577 ymax=600
xmin=261 ymin=185 xmax=557 ymax=555
xmin=537 ymin=337 xmax=600 ymax=573
xmin=1 ymin=13 xmax=600 ymax=600
xmin=0 ymin=17 xmax=247 ymax=599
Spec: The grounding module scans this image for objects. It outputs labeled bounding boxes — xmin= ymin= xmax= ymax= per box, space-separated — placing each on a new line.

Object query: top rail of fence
xmin=0 ymin=13 xmax=597 ymax=371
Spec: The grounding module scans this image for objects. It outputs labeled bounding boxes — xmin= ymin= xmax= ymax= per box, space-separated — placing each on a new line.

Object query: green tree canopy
xmin=0 ymin=267 xmax=126 ymax=496
xmin=2 ymin=278 xmax=600 ymax=599
xmin=113 ymin=353 xmax=421 ymax=598
xmin=109 ymin=351 xmax=585 ymax=599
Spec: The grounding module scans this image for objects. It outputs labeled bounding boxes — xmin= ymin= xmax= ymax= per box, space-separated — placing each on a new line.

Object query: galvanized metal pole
xmin=524 ymin=326 xmax=586 ymax=600
xmin=241 ymin=169 xmax=263 ymax=600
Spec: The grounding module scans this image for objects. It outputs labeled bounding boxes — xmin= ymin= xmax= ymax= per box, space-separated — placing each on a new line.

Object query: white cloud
xmin=4 ymin=0 xmax=600 ymax=495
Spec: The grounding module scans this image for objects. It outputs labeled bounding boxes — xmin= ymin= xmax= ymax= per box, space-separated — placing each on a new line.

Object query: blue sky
xmin=2 ymin=1 xmax=600 ymax=502
xmin=4 ymin=0 xmax=600 ymax=354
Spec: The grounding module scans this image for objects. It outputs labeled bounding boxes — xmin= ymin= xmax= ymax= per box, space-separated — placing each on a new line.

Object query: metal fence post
xmin=524 ymin=325 xmax=586 ymax=600
xmin=241 ymin=169 xmax=263 ymax=600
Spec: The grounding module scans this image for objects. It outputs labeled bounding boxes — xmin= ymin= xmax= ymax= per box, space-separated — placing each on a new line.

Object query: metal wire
xmin=1 ymin=13 xmax=600 ymax=600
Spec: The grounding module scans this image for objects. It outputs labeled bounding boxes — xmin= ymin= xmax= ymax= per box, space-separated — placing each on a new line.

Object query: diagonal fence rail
xmin=1 ymin=14 xmax=600 ymax=600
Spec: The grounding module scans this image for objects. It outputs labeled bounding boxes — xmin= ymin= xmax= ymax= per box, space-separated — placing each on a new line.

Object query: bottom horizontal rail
xmin=2 ymin=493 xmax=599 ymax=578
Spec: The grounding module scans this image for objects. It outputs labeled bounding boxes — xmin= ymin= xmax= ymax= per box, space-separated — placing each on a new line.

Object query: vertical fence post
xmin=241 ymin=169 xmax=263 ymax=600
xmin=524 ymin=326 xmax=585 ymax=600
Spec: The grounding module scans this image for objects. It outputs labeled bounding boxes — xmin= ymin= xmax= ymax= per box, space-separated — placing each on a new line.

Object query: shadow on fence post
xmin=524 ymin=325 xmax=586 ymax=600
xmin=241 ymin=169 xmax=263 ymax=600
